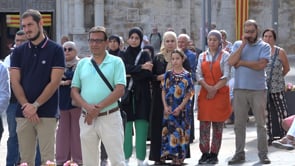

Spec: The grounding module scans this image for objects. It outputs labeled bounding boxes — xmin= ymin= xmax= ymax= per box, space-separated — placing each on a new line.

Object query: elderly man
xmin=178 ymin=33 xmax=197 ymax=143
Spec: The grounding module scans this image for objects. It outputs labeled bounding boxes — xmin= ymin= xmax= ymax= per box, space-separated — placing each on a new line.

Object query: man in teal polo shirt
xmin=71 ymin=26 xmax=126 ymax=166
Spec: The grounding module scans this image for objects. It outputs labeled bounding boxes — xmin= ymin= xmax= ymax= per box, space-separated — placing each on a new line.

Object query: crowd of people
xmin=0 ymin=8 xmax=295 ymax=166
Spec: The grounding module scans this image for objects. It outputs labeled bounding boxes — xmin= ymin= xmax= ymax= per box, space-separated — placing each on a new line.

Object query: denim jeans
xmin=6 ymin=103 xmax=41 ymax=166
xmin=6 ymin=103 xmax=19 ymax=166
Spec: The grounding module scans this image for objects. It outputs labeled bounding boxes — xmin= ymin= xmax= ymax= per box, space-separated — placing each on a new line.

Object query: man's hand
xmin=22 ymin=103 xmax=38 ymax=119
xmin=234 ymin=60 xmax=243 ymax=68
xmin=83 ymin=104 xmax=100 ymax=125
xmin=241 ymin=35 xmax=249 ymax=46
xmin=84 ymin=114 xmax=94 ymax=125
xmin=28 ymin=113 xmax=40 ymax=123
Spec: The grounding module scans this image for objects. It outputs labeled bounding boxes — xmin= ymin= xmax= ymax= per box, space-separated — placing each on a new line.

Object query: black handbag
xmin=119 ymin=50 xmax=143 ymax=108
xmin=120 ymin=87 xmax=131 ymax=107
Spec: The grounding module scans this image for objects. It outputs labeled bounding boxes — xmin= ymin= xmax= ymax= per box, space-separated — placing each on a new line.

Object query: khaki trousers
xmin=16 ymin=118 xmax=57 ymax=166
xmin=233 ymin=89 xmax=268 ymax=158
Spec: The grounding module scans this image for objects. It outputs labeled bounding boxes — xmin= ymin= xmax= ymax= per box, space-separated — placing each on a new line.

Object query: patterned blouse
xmin=266 ymin=47 xmax=285 ymax=93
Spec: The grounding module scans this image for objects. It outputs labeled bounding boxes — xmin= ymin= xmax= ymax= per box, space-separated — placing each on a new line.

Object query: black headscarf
xmin=108 ymin=34 xmax=121 ymax=56
xmin=143 ymin=45 xmax=155 ymax=59
xmin=109 ymin=34 xmax=121 ymax=45
xmin=125 ymin=27 xmax=143 ymax=58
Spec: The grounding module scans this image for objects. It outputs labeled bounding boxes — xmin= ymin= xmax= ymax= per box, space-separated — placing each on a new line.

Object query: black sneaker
xmin=198 ymin=153 xmax=210 ymax=164
xmin=207 ymin=153 xmax=218 ymax=164
xmin=260 ymin=155 xmax=271 ymax=164
xmin=228 ymin=154 xmax=245 ymax=165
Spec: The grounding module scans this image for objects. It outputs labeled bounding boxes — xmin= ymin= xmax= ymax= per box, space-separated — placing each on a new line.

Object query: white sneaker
xmin=137 ymin=159 xmax=148 ymax=166
xmin=272 ymin=137 xmax=295 ymax=150
xmin=125 ymin=158 xmax=130 ymax=166
xmin=101 ymin=159 xmax=110 ymax=166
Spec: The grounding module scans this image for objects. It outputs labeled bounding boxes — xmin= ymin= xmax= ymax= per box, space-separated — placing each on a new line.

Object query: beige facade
xmin=55 ymin=0 xmax=295 ymax=56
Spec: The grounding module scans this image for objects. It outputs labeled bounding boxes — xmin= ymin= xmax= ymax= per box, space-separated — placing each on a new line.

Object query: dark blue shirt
xmin=59 ymin=66 xmax=76 ymax=110
xmin=184 ymin=49 xmax=197 ymax=82
xmin=11 ymin=37 xmax=65 ymax=117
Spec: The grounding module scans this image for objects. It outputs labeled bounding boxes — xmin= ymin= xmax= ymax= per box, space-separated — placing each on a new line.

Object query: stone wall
xmin=100 ymin=0 xmax=295 ymax=54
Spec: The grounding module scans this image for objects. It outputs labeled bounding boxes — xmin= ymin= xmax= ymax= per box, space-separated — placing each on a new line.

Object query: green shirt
xmin=71 ymin=51 xmax=126 ymax=113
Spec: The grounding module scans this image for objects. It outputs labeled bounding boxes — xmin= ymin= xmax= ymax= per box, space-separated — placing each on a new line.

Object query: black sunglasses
xmin=64 ymin=47 xmax=73 ymax=52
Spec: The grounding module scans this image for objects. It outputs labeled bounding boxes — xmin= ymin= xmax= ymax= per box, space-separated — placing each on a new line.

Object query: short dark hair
xmin=262 ymin=28 xmax=277 ymax=41
xmin=88 ymin=26 xmax=108 ymax=41
xmin=244 ymin=19 xmax=258 ymax=29
xmin=21 ymin=9 xmax=42 ymax=24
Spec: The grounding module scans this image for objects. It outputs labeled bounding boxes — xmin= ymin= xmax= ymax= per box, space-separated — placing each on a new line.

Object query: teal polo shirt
xmin=71 ymin=51 xmax=126 ymax=113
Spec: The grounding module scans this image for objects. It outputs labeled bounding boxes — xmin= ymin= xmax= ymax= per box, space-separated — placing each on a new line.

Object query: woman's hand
xmin=172 ymin=106 xmax=182 ymax=116
xmin=157 ymin=74 xmax=164 ymax=81
xmin=164 ymin=106 xmax=172 ymax=115
xmin=141 ymin=61 xmax=153 ymax=71
xmin=206 ymin=85 xmax=217 ymax=99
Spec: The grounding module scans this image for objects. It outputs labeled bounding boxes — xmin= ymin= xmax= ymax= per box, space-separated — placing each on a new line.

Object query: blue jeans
xmin=6 ymin=103 xmax=19 ymax=166
xmin=6 ymin=103 xmax=41 ymax=166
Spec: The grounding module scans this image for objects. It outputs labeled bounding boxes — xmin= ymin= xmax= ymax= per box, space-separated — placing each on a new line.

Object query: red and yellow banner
xmin=6 ymin=14 xmax=19 ymax=28
xmin=6 ymin=14 xmax=52 ymax=28
xmin=235 ymin=0 xmax=249 ymax=40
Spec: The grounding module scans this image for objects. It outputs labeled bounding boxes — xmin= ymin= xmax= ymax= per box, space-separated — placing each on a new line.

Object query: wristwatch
xmin=32 ymin=101 xmax=40 ymax=109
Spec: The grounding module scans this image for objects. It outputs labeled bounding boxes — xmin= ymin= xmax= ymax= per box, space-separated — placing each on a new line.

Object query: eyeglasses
xmin=64 ymin=47 xmax=73 ymax=52
xmin=88 ymin=38 xmax=105 ymax=44
xmin=244 ymin=29 xmax=256 ymax=34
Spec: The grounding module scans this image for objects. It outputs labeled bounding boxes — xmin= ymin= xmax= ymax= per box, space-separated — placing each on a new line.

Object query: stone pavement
xmin=1 ymin=114 xmax=295 ymax=166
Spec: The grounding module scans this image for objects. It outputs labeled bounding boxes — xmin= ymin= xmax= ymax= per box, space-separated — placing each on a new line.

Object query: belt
xmin=82 ymin=107 xmax=119 ymax=117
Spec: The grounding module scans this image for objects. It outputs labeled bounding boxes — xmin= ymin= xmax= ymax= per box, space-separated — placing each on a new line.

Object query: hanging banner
xmin=6 ymin=14 xmax=52 ymax=28
xmin=6 ymin=14 xmax=20 ymax=28
xmin=235 ymin=0 xmax=249 ymax=40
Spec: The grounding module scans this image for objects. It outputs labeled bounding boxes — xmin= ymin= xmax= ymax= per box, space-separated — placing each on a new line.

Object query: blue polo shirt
xmin=11 ymin=37 xmax=65 ymax=117
xmin=71 ymin=51 xmax=126 ymax=113
xmin=232 ymin=39 xmax=270 ymax=90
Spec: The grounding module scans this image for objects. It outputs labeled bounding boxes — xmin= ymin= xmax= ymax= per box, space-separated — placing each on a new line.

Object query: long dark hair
xmin=262 ymin=28 xmax=277 ymax=41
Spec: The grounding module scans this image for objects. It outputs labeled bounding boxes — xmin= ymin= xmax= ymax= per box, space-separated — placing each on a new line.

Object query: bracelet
xmin=32 ymin=101 xmax=40 ymax=109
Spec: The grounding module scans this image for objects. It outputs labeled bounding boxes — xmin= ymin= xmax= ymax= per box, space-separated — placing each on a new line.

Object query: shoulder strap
xmin=127 ymin=50 xmax=143 ymax=90
xmin=91 ymin=59 xmax=114 ymax=91
xmin=91 ymin=59 xmax=122 ymax=105
xmin=134 ymin=50 xmax=143 ymax=65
